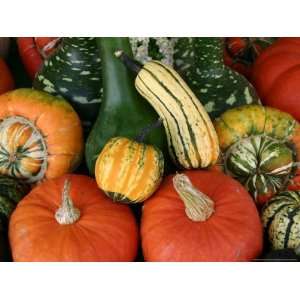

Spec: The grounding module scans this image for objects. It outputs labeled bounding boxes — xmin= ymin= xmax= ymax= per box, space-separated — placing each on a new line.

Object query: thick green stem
xmin=114 ymin=50 xmax=142 ymax=74
xmin=173 ymin=174 xmax=214 ymax=222
xmin=55 ymin=179 xmax=80 ymax=225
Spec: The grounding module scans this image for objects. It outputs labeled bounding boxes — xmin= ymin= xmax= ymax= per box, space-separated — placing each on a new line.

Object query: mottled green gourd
xmin=130 ymin=38 xmax=175 ymax=66
xmin=33 ymin=37 xmax=102 ymax=133
xmin=0 ymin=175 xmax=30 ymax=223
xmin=0 ymin=176 xmax=30 ymax=261
xmin=173 ymin=38 xmax=259 ymax=119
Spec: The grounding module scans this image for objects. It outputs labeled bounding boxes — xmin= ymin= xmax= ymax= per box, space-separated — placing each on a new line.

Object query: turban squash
xmin=214 ymin=104 xmax=300 ymax=204
xmin=9 ymin=174 xmax=139 ymax=262
xmin=0 ymin=89 xmax=83 ymax=183
xmin=141 ymin=170 xmax=263 ymax=262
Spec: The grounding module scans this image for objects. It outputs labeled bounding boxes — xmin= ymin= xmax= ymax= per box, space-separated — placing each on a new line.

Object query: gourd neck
xmin=135 ymin=118 xmax=163 ymax=143
xmin=55 ymin=179 xmax=81 ymax=225
xmin=173 ymin=174 xmax=214 ymax=222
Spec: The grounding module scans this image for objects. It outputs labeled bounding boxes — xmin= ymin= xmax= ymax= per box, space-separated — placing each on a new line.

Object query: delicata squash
xmin=0 ymin=89 xmax=83 ymax=183
xmin=115 ymin=51 xmax=220 ymax=170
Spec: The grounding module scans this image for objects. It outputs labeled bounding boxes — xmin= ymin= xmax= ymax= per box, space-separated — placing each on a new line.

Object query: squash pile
xmin=1 ymin=36 xmax=300 ymax=262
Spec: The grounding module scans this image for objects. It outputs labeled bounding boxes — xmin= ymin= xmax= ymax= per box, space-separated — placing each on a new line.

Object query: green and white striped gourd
xmin=173 ymin=38 xmax=259 ymax=119
xmin=214 ymin=104 xmax=300 ymax=202
xmin=262 ymin=191 xmax=300 ymax=250
xmin=33 ymin=37 xmax=102 ymax=133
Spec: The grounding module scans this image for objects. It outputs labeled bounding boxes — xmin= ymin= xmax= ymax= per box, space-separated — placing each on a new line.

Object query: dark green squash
xmin=0 ymin=220 xmax=10 ymax=261
xmin=173 ymin=38 xmax=259 ymax=119
xmin=0 ymin=175 xmax=30 ymax=223
xmin=85 ymin=37 xmax=170 ymax=176
xmin=33 ymin=37 xmax=102 ymax=134
xmin=260 ymin=248 xmax=300 ymax=262
xmin=0 ymin=176 xmax=30 ymax=261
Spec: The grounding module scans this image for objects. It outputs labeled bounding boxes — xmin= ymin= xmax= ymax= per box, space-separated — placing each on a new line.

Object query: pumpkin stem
xmin=173 ymin=174 xmax=214 ymax=222
xmin=55 ymin=179 xmax=81 ymax=225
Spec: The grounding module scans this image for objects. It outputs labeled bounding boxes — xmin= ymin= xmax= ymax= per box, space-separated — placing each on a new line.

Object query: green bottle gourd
xmin=173 ymin=38 xmax=260 ymax=119
xmin=85 ymin=37 xmax=170 ymax=175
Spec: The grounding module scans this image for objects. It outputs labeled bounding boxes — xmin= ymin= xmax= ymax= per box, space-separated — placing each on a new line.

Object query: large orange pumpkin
xmin=0 ymin=88 xmax=83 ymax=183
xmin=9 ymin=174 xmax=139 ymax=262
xmin=252 ymin=38 xmax=300 ymax=121
xmin=141 ymin=170 xmax=263 ymax=262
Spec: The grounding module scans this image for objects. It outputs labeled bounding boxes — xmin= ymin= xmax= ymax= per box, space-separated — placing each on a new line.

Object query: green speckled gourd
xmin=0 ymin=175 xmax=30 ymax=224
xmin=130 ymin=38 xmax=175 ymax=65
xmin=0 ymin=175 xmax=29 ymax=261
xmin=262 ymin=191 xmax=300 ymax=250
xmin=173 ymin=38 xmax=259 ymax=119
xmin=33 ymin=37 xmax=102 ymax=133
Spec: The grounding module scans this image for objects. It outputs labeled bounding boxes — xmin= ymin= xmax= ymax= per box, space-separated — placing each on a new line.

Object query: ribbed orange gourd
xmin=9 ymin=174 xmax=139 ymax=262
xmin=141 ymin=170 xmax=263 ymax=261
xmin=0 ymin=89 xmax=83 ymax=183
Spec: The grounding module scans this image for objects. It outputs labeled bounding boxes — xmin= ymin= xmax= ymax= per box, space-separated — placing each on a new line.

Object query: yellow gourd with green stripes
xmin=95 ymin=137 xmax=164 ymax=204
xmin=115 ymin=51 xmax=220 ymax=169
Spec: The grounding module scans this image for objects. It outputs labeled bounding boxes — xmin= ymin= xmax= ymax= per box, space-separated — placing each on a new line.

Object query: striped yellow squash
xmin=115 ymin=51 xmax=220 ymax=169
xmin=95 ymin=137 xmax=164 ymax=204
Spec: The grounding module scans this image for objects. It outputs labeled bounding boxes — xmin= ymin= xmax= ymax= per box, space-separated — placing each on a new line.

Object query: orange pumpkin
xmin=141 ymin=170 xmax=263 ymax=262
xmin=0 ymin=88 xmax=83 ymax=183
xmin=9 ymin=174 xmax=139 ymax=262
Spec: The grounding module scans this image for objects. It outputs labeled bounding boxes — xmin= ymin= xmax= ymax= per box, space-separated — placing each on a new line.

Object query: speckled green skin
xmin=0 ymin=175 xmax=30 ymax=220
xmin=33 ymin=37 xmax=102 ymax=133
xmin=173 ymin=38 xmax=259 ymax=119
xmin=0 ymin=176 xmax=29 ymax=261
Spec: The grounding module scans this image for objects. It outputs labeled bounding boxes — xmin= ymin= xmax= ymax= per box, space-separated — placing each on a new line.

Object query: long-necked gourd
xmin=116 ymin=51 xmax=220 ymax=169
xmin=85 ymin=38 xmax=170 ymax=175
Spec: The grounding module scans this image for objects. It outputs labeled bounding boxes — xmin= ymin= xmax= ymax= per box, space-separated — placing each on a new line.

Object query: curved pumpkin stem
xmin=173 ymin=174 xmax=214 ymax=222
xmin=55 ymin=179 xmax=81 ymax=225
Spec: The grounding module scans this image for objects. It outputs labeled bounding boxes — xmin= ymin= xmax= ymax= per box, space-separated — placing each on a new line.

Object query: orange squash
xmin=0 ymin=88 xmax=83 ymax=183
xmin=9 ymin=174 xmax=139 ymax=262
xmin=141 ymin=170 xmax=263 ymax=261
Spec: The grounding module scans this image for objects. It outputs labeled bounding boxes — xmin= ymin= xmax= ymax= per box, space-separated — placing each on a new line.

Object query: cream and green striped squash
xmin=262 ymin=191 xmax=300 ymax=250
xmin=95 ymin=137 xmax=164 ymax=204
xmin=214 ymin=104 xmax=300 ymax=201
xmin=132 ymin=59 xmax=220 ymax=169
